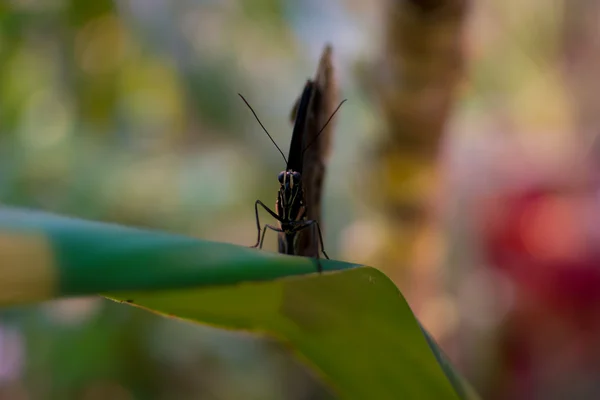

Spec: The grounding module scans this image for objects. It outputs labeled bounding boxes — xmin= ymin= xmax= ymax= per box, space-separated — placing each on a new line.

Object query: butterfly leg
xmin=251 ymin=200 xmax=282 ymax=248
xmin=301 ymin=220 xmax=329 ymax=259
xmin=295 ymin=220 xmax=327 ymax=273
xmin=313 ymin=220 xmax=329 ymax=260
xmin=258 ymin=223 xmax=282 ymax=250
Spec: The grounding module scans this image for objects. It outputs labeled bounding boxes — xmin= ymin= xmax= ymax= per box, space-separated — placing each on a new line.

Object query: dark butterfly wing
xmin=283 ymin=44 xmax=338 ymax=257
xmin=285 ymin=80 xmax=314 ymax=174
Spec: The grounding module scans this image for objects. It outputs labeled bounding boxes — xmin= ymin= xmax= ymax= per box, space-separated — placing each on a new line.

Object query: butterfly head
xmin=277 ymin=170 xmax=304 ymax=214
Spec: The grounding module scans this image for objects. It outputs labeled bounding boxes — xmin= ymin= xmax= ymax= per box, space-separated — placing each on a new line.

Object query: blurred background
xmin=1 ymin=0 xmax=599 ymax=399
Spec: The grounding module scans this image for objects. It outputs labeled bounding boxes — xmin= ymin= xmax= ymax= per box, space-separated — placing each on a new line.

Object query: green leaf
xmin=0 ymin=207 xmax=478 ymax=399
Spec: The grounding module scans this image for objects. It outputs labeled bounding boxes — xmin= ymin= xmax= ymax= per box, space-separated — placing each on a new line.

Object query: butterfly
xmin=239 ymin=44 xmax=344 ymax=272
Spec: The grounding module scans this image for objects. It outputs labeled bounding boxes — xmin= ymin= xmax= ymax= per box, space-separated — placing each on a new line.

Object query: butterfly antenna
xmin=302 ymin=99 xmax=347 ymax=156
xmin=238 ymin=93 xmax=288 ymax=165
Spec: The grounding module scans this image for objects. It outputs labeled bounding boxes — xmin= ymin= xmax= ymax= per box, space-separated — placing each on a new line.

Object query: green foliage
xmin=110 ymin=270 xmax=468 ymax=399
xmin=0 ymin=207 xmax=477 ymax=399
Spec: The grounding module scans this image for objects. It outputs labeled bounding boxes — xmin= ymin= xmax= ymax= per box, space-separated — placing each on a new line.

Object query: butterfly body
xmin=275 ymin=170 xmax=306 ymax=255
xmin=275 ymin=81 xmax=314 ymax=255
